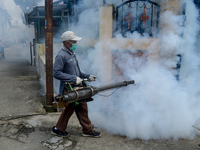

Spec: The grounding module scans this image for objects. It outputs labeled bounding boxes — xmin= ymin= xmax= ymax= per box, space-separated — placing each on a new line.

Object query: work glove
xmin=75 ymin=77 xmax=83 ymax=85
xmin=88 ymin=75 xmax=96 ymax=82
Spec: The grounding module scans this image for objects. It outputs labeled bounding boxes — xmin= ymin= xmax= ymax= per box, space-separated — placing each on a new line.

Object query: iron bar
xmin=33 ymin=39 xmax=36 ymax=66
xmin=30 ymin=42 xmax=32 ymax=66
xmin=115 ymin=0 xmax=160 ymax=37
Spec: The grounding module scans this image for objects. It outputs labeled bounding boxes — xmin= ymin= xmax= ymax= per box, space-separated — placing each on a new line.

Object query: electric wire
xmin=96 ymin=87 xmax=121 ymax=97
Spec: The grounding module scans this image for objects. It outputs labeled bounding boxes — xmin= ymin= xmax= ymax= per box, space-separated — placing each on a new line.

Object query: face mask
xmin=69 ymin=43 xmax=77 ymax=51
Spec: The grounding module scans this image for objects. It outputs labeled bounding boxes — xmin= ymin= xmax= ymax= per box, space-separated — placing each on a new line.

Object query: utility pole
xmin=45 ymin=0 xmax=54 ymax=108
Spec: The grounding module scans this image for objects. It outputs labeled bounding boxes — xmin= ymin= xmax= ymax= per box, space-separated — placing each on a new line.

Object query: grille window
xmin=115 ymin=0 xmax=160 ymax=37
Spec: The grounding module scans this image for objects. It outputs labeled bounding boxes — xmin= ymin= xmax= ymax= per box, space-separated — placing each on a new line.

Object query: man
xmin=51 ymin=31 xmax=101 ymax=138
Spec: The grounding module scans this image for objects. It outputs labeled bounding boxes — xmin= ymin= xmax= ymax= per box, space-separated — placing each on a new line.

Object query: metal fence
xmin=115 ymin=0 xmax=160 ymax=37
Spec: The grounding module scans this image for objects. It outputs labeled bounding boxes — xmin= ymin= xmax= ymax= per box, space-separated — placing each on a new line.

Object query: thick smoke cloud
xmin=0 ymin=0 xmax=34 ymax=60
xmin=71 ymin=0 xmax=200 ymax=140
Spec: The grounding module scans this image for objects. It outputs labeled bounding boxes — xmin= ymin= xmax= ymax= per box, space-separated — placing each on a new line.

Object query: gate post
xmin=99 ymin=4 xmax=113 ymax=83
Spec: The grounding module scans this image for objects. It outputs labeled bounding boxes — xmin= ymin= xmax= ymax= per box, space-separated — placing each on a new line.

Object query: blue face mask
xmin=69 ymin=43 xmax=77 ymax=51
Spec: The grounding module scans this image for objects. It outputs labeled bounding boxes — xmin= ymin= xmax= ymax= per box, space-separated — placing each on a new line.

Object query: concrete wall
xmin=99 ymin=4 xmax=160 ymax=83
xmin=35 ymin=43 xmax=62 ymax=94
xmin=97 ymin=1 xmax=183 ymax=82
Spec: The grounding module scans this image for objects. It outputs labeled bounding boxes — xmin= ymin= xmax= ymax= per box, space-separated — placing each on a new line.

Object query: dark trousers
xmin=56 ymin=102 xmax=93 ymax=134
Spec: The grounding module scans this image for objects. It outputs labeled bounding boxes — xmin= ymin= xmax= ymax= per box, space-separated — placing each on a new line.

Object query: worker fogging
xmin=78 ymin=0 xmax=200 ymax=140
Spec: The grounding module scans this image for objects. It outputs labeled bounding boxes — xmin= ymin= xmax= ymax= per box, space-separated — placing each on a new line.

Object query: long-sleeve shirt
xmin=53 ymin=46 xmax=90 ymax=94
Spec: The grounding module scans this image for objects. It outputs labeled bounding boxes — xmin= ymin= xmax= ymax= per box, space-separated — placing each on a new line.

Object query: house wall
xmin=99 ymin=4 xmax=161 ymax=83
xmin=100 ymin=1 xmax=182 ymax=82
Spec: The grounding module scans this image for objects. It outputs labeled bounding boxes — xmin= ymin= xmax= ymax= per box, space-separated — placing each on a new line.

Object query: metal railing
xmin=115 ymin=0 xmax=160 ymax=37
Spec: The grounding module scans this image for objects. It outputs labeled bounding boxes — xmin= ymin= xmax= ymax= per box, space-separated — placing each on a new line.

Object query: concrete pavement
xmin=0 ymin=44 xmax=46 ymax=119
xmin=1 ymin=44 xmax=200 ymax=150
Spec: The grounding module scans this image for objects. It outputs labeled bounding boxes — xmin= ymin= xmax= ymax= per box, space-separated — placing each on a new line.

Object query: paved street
xmin=0 ymin=47 xmax=45 ymax=119
xmin=1 ymin=44 xmax=200 ymax=150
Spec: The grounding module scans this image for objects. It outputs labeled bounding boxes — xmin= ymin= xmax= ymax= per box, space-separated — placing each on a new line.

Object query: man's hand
xmin=88 ymin=75 xmax=96 ymax=82
xmin=75 ymin=77 xmax=83 ymax=85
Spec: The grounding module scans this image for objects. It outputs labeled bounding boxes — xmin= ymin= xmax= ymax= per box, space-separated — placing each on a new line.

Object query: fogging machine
xmin=53 ymin=79 xmax=135 ymax=108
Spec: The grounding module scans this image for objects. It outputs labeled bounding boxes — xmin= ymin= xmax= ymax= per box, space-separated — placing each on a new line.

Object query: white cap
xmin=61 ymin=31 xmax=82 ymax=41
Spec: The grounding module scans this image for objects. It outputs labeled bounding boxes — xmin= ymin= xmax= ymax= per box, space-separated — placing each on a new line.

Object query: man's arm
xmin=80 ymin=72 xmax=90 ymax=79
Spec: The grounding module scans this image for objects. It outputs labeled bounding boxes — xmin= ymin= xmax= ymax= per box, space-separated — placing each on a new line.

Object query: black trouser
xmin=56 ymin=102 xmax=93 ymax=134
